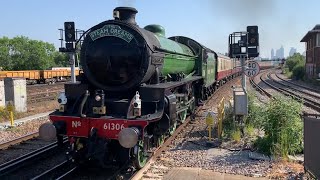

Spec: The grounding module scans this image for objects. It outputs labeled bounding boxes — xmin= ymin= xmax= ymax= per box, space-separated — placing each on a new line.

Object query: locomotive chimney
xmin=113 ymin=7 xmax=138 ymax=25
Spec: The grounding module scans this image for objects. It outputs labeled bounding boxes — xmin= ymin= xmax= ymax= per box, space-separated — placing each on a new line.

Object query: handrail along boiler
xmin=39 ymin=7 xmax=241 ymax=169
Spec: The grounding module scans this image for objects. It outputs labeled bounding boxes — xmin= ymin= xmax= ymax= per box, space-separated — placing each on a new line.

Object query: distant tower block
xmin=4 ymin=78 xmax=27 ymax=112
xmin=0 ymin=79 xmax=4 ymax=107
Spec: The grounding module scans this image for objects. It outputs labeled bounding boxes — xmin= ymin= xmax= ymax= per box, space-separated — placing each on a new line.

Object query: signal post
xmin=59 ymin=22 xmax=84 ymax=83
xmin=228 ymin=26 xmax=260 ymax=135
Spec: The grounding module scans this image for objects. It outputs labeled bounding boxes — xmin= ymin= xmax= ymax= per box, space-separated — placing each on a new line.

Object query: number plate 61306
xmin=103 ymin=122 xmax=125 ymax=131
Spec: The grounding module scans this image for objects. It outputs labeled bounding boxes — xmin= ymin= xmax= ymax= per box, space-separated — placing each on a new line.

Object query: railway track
xmin=275 ymin=73 xmax=320 ymax=94
xmin=30 ymin=160 xmax=77 ymax=180
xmin=0 ymin=132 xmax=39 ymax=150
xmin=267 ymin=73 xmax=320 ymax=111
xmin=28 ymin=90 xmax=61 ymax=104
xmin=0 ymin=138 xmax=68 ymax=179
xmin=27 ymin=83 xmax=64 ymax=104
xmin=249 ymin=72 xmax=272 ymax=98
xmin=250 ymin=70 xmax=320 ymax=112
xmin=27 ymin=82 xmax=64 ymax=93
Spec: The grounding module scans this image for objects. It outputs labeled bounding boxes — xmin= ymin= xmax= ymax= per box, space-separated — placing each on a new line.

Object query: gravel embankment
xmin=0 ymin=117 xmax=49 ymax=144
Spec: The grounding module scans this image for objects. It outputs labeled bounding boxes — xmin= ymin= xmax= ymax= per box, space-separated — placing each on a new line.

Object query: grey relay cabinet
xmin=233 ymin=88 xmax=248 ymax=116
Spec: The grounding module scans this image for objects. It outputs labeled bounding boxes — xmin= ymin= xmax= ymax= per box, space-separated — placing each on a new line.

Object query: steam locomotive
xmin=39 ymin=7 xmax=241 ymax=169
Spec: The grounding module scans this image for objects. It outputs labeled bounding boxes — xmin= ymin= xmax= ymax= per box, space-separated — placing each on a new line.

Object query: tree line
xmin=0 ymin=36 xmax=70 ymax=71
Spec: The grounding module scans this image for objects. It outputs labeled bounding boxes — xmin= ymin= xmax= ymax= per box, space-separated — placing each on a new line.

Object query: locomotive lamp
xmin=92 ymin=90 xmax=106 ymax=115
xmin=95 ymin=95 xmax=101 ymax=101
xmin=133 ymin=91 xmax=142 ymax=117
xmin=57 ymin=92 xmax=67 ymax=112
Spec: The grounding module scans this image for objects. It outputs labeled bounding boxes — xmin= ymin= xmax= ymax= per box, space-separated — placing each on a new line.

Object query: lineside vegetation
xmin=283 ymin=53 xmax=305 ymax=80
xmin=222 ymin=92 xmax=303 ymax=158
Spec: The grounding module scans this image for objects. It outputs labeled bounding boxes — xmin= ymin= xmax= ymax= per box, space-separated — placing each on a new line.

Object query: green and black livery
xmin=58 ymin=7 xmax=236 ymax=170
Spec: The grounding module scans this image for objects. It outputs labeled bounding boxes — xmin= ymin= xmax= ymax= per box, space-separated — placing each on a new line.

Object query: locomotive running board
xmin=139 ymin=76 xmax=202 ymax=102
xmin=141 ymin=76 xmax=202 ymax=90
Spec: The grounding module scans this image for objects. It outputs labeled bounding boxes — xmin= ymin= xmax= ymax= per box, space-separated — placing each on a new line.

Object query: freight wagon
xmin=0 ymin=68 xmax=81 ymax=85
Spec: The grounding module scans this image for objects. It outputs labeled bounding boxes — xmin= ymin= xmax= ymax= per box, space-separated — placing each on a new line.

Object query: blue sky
xmin=0 ymin=0 xmax=319 ymax=58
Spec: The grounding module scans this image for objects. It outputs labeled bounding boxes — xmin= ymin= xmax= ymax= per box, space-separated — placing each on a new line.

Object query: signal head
xmin=247 ymin=25 xmax=259 ymax=46
xmin=64 ymin=22 xmax=75 ymax=42
xmin=247 ymin=26 xmax=258 ymax=34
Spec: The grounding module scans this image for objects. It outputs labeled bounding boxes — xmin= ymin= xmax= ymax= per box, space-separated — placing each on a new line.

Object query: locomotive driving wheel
xmin=188 ymin=97 xmax=196 ymax=115
xmin=188 ymin=86 xmax=196 ymax=120
xmin=169 ymin=121 xmax=177 ymax=135
xmin=133 ymin=140 xmax=147 ymax=169
xmin=178 ymin=109 xmax=187 ymax=124
xmin=157 ymin=134 xmax=165 ymax=146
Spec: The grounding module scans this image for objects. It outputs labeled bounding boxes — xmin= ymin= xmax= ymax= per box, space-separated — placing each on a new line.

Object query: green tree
xmin=0 ymin=36 xmax=58 ymax=70
xmin=53 ymin=51 xmax=69 ymax=67
xmin=285 ymin=53 xmax=305 ymax=71
xmin=292 ymin=62 xmax=305 ymax=80
xmin=0 ymin=37 xmax=12 ymax=70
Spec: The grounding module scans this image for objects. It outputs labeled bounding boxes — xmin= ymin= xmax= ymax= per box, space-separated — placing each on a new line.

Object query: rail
xmin=250 ymin=70 xmax=320 ymax=112
xmin=31 ymin=160 xmax=77 ymax=180
xmin=275 ymin=73 xmax=320 ymax=94
xmin=267 ymin=73 xmax=320 ymax=112
xmin=0 ymin=132 xmax=39 ymax=150
xmin=249 ymin=73 xmax=272 ymax=98
xmin=0 ymin=138 xmax=68 ymax=177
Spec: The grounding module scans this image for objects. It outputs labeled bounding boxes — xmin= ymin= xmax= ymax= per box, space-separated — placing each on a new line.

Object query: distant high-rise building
xmin=289 ymin=47 xmax=297 ymax=56
xmin=271 ymin=46 xmax=285 ymax=59
xmin=279 ymin=46 xmax=284 ymax=59
xmin=275 ymin=49 xmax=280 ymax=59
